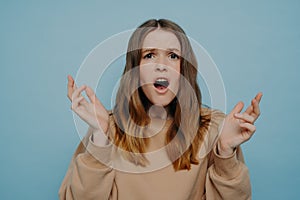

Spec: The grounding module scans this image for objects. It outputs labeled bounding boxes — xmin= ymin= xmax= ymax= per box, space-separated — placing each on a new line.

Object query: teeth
xmin=156 ymin=78 xmax=168 ymax=82
xmin=154 ymin=78 xmax=169 ymax=88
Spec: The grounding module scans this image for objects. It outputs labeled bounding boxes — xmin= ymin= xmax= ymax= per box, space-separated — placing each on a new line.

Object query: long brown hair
xmin=112 ymin=19 xmax=211 ymax=171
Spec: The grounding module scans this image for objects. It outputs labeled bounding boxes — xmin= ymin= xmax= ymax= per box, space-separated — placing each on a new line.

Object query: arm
xmin=205 ymin=93 xmax=262 ymax=199
xmin=59 ymin=127 xmax=115 ymax=200
xmin=59 ymin=75 xmax=115 ymax=199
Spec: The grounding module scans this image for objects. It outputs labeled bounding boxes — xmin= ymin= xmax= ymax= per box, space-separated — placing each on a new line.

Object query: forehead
xmin=142 ymin=29 xmax=181 ymax=51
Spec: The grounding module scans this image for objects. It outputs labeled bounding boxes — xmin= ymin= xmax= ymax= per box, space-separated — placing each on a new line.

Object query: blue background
xmin=1 ymin=0 xmax=299 ymax=199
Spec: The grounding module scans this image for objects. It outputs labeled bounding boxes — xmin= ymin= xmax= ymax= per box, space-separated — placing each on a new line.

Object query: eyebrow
xmin=142 ymin=48 xmax=181 ymax=53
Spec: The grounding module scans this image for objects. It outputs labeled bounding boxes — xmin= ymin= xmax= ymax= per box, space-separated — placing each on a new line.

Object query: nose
xmin=155 ymin=56 xmax=168 ymax=72
xmin=155 ymin=64 xmax=167 ymax=72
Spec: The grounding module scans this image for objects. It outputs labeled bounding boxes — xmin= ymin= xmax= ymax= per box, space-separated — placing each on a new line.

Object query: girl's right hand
xmin=67 ymin=75 xmax=109 ymax=134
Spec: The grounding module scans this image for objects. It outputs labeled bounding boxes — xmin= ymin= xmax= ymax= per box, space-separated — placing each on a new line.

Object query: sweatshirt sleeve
xmin=205 ymin=146 xmax=251 ymax=200
xmin=58 ymin=127 xmax=115 ymax=200
xmin=204 ymin=109 xmax=251 ymax=199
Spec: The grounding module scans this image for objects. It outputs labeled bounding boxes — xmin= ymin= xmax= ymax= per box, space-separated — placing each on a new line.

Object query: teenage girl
xmin=59 ymin=19 xmax=262 ymax=200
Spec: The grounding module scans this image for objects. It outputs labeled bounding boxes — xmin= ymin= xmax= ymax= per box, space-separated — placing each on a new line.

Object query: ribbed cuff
xmin=86 ymin=135 xmax=113 ymax=166
xmin=213 ymin=145 xmax=241 ymax=180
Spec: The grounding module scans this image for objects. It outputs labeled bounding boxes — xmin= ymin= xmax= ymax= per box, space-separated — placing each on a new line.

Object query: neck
xmin=144 ymin=105 xmax=172 ymax=139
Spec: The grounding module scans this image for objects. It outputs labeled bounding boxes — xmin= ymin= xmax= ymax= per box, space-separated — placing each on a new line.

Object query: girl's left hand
xmin=217 ymin=92 xmax=263 ymax=157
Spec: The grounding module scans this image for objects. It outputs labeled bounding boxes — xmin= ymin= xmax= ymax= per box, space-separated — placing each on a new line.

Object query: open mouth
xmin=153 ymin=78 xmax=169 ymax=90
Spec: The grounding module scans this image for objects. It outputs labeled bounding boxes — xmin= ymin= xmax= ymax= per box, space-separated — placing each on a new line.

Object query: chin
xmin=149 ymin=96 xmax=175 ymax=107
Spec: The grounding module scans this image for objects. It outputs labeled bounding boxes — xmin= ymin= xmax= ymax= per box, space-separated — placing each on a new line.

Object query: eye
xmin=169 ymin=53 xmax=180 ymax=59
xmin=143 ymin=53 xmax=154 ymax=59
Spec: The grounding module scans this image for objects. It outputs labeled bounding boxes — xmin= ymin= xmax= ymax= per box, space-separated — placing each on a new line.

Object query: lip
xmin=153 ymin=85 xmax=169 ymax=94
xmin=153 ymin=77 xmax=169 ymax=94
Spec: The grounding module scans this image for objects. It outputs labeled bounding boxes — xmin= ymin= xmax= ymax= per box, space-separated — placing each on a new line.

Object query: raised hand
xmin=217 ymin=92 xmax=263 ymax=156
xmin=67 ymin=75 xmax=109 ymax=134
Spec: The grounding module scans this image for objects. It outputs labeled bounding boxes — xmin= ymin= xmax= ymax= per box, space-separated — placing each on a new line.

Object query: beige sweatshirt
xmin=59 ymin=109 xmax=251 ymax=200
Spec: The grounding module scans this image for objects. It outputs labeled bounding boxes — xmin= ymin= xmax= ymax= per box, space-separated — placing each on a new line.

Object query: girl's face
xmin=139 ymin=29 xmax=181 ymax=106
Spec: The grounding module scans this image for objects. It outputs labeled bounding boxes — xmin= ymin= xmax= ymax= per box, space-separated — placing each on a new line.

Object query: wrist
xmin=91 ymin=128 xmax=109 ymax=146
xmin=217 ymin=140 xmax=235 ymax=157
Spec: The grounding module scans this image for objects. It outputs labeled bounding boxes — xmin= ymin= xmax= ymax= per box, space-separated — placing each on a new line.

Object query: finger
xmin=85 ymin=86 xmax=96 ymax=104
xmin=67 ymin=75 xmax=74 ymax=87
xmin=86 ymin=86 xmax=107 ymax=111
xmin=234 ymin=113 xmax=255 ymax=123
xmin=240 ymin=123 xmax=256 ymax=133
xmin=252 ymin=98 xmax=261 ymax=118
xmin=67 ymin=75 xmax=77 ymax=101
xmin=77 ymin=96 xmax=87 ymax=105
xmin=244 ymin=104 xmax=253 ymax=115
xmin=255 ymin=92 xmax=263 ymax=103
xmin=230 ymin=101 xmax=244 ymax=116
xmin=253 ymin=92 xmax=262 ymax=117
xmin=71 ymin=96 xmax=85 ymax=110
xmin=71 ymin=85 xmax=87 ymax=102
xmin=245 ymin=92 xmax=263 ymax=115
xmin=71 ymin=102 xmax=88 ymax=120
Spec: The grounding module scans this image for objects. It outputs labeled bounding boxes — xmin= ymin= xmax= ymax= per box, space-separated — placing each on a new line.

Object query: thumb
xmin=230 ymin=101 xmax=244 ymax=116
